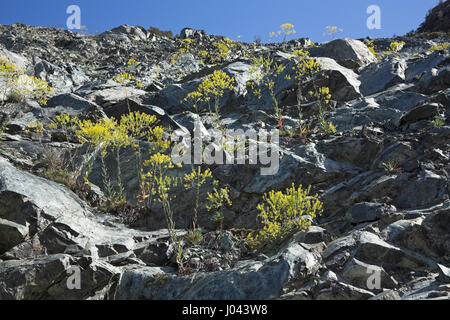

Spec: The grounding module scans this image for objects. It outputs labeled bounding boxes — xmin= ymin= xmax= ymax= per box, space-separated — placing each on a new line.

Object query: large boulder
xmin=384 ymin=203 xmax=450 ymax=264
xmin=359 ymin=58 xmax=407 ymax=96
xmin=405 ymin=51 xmax=448 ymax=82
xmin=100 ymin=25 xmax=148 ymax=42
xmin=45 ymin=93 xmax=106 ymax=119
xmin=315 ymin=57 xmax=362 ymax=101
xmin=180 ymin=28 xmax=206 ymax=40
xmin=83 ymin=85 xmax=147 ymax=108
xmin=0 ymin=254 xmax=119 ymax=300
xmin=399 ymin=102 xmax=441 ymax=125
xmin=308 ymin=38 xmax=377 ymax=69
xmin=324 ymin=231 xmax=434 ymax=276
xmin=0 ymin=156 xmax=161 ymax=258
xmin=114 ymin=239 xmax=320 ymax=300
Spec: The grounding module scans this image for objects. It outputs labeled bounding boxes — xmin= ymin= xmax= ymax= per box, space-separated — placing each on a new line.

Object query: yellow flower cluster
xmin=141 ymin=151 xmax=181 ymax=246
xmin=321 ymin=120 xmax=337 ymax=135
xmin=310 ymin=86 xmax=332 ymax=104
xmin=428 ymin=42 xmax=449 ymax=52
xmin=183 ymin=166 xmax=215 ymax=231
xmin=248 ymin=55 xmax=286 ymax=121
xmin=210 ymin=38 xmax=236 ymax=63
xmin=291 ymin=49 xmax=323 ymax=82
xmin=112 ymin=71 xmax=135 ymax=84
xmin=171 ymin=38 xmax=195 ymax=64
xmin=1 ymin=57 xmax=54 ymax=105
xmin=197 ymin=70 xmax=236 ymax=102
xmin=389 ymin=41 xmax=405 ymax=52
xmin=24 ymin=121 xmax=44 ymax=134
xmin=0 ymin=57 xmax=23 ymax=79
xmin=144 ymin=152 xmax=174 ymax=169
xmin=270 ymin=23 xmax=296 ymax=42
xmin=173 ymin=37 xmax=236 ymax=65
xmin=364 ymin=40 xmax=380 ymax=60
xmin=183 ymin=90 xmax=203 ymax=113
xmin=48 ymin=113 xmax=79 ymax=131
xmin=183 ymin=166 xmax=213 ymax=190
xmin=76 ymin=118 xmax=121 ymax=146
xmin=183 ymin=70 xmax=236 ymax=117
xmin=247 ymin=183 xmax=323 ymax=247
xmin=120 ymin=111 xmax=157 ymax=140
xmin=206 ymin=186 xmax=231 ymax=212
xmin=75 ymin=111 xmax=169 ymax=152
xmin=323 ymin=26 xmax=343 ymax=39
xmin=111 ymin=58 xmax=143 ymax=87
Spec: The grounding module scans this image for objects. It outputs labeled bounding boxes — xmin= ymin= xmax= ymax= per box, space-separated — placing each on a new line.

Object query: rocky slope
xmin=417 ymin=0 xmax=450 ymax=35
xmin=0 ymin=20 xmax=449 ymax=300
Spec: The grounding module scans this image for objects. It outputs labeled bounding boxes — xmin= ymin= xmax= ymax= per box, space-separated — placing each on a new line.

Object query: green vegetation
xmin=323 ymin=26 xmax=343 ymax=39
xmin=383 ymin=41 xmax=405 ymax=56
xmin=270 ymin=23 xmax=297 ymax=44
xmin=246 ymin=183 xmax=323 ymax=248
xmin=431 ymin=117 xmax=445 ymax=127
xmin=0 ymin=56 xmax=54 ymax=105
xmin=381 ymin=159 xmax=400 ymax=173
xmin=183 ymin=70 xmax=236 ymax=126
xmin=111 ymin=58 xmax=143 ymax=88
xmin=149 ymin=26 xmax=173 ymax=38
xmin=206 ymin=186 xmax=232 ymax=230
xmin=428 ymin=42 xmax=450 ymax=52
xmin=364 ymin=39 xmax=380 ymax=60
xmin=290 ymin=49 xmax=336 ymax=135
xmin=9 ymin=26 xmax=340 ymax=268
xmin=248 ymin=55 xmax=286 ymax=123
xmin=183 ymin=166 xmax=214 ymax=233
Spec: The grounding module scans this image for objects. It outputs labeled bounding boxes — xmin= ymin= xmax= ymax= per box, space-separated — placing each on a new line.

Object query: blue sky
xmin=0 ymin=0 xmax=441 ymax=42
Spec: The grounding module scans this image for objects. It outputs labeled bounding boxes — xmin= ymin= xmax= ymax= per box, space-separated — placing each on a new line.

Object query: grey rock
xmin=46 ymin=93 xmax=104 ymax=116
xmin=345 ymin=202 xmax=394 ymax=224
xmin=316 ymin=57 xmax=362 ymax=101
xmin=405 ymin=51 xmax=448 ymax=82
xmin=0 ymin=253 xmax=121 ymax=300
xmin=86 ymin=85 xmax=147 ymax=107
xmin=387 ymin=204 xmax=450 ymax=264
xmin=315 ymin=281 xmax=375 ymax=300
xmin=0 ymin=155 xmax=168 ymax=258
xmin=341 ymin=258 xmax=398 ymax=289
xmin=437 ymin=264 xmax=450 ymax=283
xmin=115 ymin=241 xmax=320 ymax=300
xmin=180 ymin=28 xmax=206 ymax=40
xmin=1 ymin=22 xmax=449 ymax=300
xmin=395 ymin=170 xmax=448 ymax=209
xmin=359 ymin=58 xmax=407 ymax=95
xmin=371 ymin=141 xmax=417 ymax=170
xmin=399 ymin=103 xmax=441 ymax=124
xmin=369 ymin=289 xmax=401 ymax=300
xmin=309 ymin=38 xmax=377 ymax=69
xmin=400 ymin=277 xmax=449 ymax=300
xmin=324 ymin=231 xmax=433 ymax=273
xmin=101 ymin=25 xmax=148 ymax=42
xmin=0 ymin=218 xmax=28 ymax=254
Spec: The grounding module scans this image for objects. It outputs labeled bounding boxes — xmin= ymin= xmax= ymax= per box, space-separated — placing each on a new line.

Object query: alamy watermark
xmin=66 ymin=5 xmax=81 ymax=30
xmin=66 ymin=265 xmax=81 ymax=290
xmin=367 ymin=5 xmax=381 ymax=30
xmin=366 ymin=267 xmax=382 ymax=290
xmin=171 ymin=122 xmax=280 ymax=176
